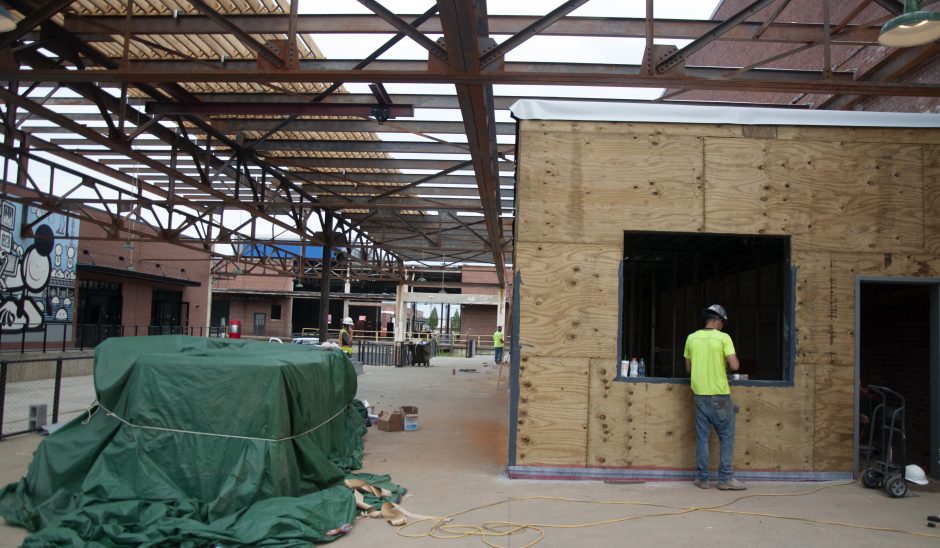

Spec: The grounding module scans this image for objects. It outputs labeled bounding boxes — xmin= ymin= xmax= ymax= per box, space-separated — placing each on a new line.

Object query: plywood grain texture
xmin=704 ymin=139 xmax=923 ymax=253
xmin=852 ymin=251 xmax=940 ymax=278
xmin=829 ymin=263 xmax=858 ymax=368
xmin=775 ymin=126 xmax=940 ymax=145
xmin=813 ymin=363 xmax=855 ymax=471
xmin=924 ymin=145 xmax=940 ymax=255
xmin=516 ymin=243 xmax=620 ymax=359
xmin=587 ymin=358 xmax=814 ymax=470
xmin=514 ymin=119 xmax=940 ymax=474
xmin=794 ymin=251 xmax=836 ymax=364
xmin=515 ymin=356 xmax=590 ymax=465
xmin=732 ymin=364 xmax=815 ymax=471
xmin=516 ymin=130 xmax=704 ymax=244
xmin=523 ymin=120 xmax=742 ymax=138
xmin=587 ymin=358 xmax=697 ymax=468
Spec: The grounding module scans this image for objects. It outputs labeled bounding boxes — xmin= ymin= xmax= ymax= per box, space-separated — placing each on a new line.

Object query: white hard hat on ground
xmin=905 ymin=464 xmax=929 ymax=485
xmin=343 ymin=317 xmax=354 ymax=325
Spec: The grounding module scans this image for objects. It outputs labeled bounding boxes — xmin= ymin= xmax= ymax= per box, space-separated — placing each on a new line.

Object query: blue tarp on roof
xmin=240 ymin=243 xmax=325 ymax=259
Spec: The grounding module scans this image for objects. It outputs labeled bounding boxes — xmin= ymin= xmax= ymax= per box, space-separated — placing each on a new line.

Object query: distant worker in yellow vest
xmin=683 ymin=304 xmax=745 ymax=491
xmin=493 ymin=325 xmax=504 ymax=365
xmin=339 ymin=317 xmax=354 ymax=356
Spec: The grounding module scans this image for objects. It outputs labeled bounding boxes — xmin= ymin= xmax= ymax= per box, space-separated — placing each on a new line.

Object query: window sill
xmin=614 ymin=376 xmax=793 ymax=388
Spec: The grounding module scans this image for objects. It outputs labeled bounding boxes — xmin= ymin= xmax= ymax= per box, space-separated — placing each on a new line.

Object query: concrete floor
xmin=2 ymin=355 xmax=939 ymax=547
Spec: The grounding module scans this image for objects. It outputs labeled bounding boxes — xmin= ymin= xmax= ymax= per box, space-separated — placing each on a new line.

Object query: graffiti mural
xmin=0 ymin=201 xmax=79 ymax=332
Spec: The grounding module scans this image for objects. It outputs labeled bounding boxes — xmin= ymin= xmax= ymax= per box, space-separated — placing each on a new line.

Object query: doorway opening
xmin=858 ymin=281 xmax=938 ymax=479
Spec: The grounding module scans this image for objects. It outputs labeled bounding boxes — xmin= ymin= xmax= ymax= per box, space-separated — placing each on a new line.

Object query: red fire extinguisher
xmin=227 ymin=319 xmax=241 ymax=339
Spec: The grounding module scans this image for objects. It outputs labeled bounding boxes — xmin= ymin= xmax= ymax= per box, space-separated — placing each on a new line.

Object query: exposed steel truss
xmin=0 ymin=0 xmax=938 ymax=287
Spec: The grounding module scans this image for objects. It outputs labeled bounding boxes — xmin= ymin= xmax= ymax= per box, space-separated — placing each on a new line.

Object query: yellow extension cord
xmin=394 ymin=481 xmax=940 ymax=548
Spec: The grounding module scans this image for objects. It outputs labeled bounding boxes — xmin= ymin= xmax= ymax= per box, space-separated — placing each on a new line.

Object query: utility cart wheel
xmin=861 ymin=468 xmax=881 ymax=489
xmin=885 ymin=475 xmax=907 ymax=498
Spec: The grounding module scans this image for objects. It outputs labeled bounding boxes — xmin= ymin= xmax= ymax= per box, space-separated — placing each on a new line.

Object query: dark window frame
xmin=271 ymin=303 xmax=282 ymax=321
xmin=615 ymin=230 xmax=796 ymax=388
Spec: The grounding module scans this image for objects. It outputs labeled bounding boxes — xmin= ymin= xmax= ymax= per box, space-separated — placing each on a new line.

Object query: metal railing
xmin=0 ymin=354 xmax=95 ymax=440
xmin=0 ymin=324 xmax=224 ymax=354
xmin=357 ymin=339 xmax=438 ymax=367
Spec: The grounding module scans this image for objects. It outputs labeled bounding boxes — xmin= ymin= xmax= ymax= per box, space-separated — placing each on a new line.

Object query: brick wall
xmin=460 ymin=304 xmax=501 ymax=347
xmin=214 ymin=271 xmax=293 ymax=292
xmin=79 ymin=217 xmax=212 ymax=332
xmin=668 ymin=0 xmax=940 ymax=112
xmin=460 ymin=266 xmax=501 ymax=295
xmin=220 ymin=297 xmax=292 ymax=338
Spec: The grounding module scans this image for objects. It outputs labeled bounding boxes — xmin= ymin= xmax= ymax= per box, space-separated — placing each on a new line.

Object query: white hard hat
xmin=343 ymin=317 xmax=354 ymax=325
xmin=905 ymin=464 xmax=929 ymax=485
xmin=703 ymin=304 xmax=728 ymax=322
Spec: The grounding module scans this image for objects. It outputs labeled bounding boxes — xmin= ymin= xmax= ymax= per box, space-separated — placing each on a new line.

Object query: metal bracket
xmin=371 ymin=105 xmax=390 ymax=125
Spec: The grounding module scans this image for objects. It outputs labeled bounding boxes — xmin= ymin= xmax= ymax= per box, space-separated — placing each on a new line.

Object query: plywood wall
xmin=514 ymin=120 xmax=940 ymax=472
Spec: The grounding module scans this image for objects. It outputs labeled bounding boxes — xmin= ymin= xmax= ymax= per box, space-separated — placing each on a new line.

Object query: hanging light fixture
xmin=0 ymin=7 xmax=17 ymax=33
xmin=878 ymin=0 xmax=940 ymax=47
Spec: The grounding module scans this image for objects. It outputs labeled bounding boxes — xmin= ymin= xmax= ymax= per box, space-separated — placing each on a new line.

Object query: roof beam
xmin=0 ymin=0 xmax=77 ymax=50
xmin=356 ymin=0 xmax=449 ymax=61
xmin=145 ymin=101 xmax=414 ymax=118
xmin=243 ymin=139 xmax=514 ymax=155
xmin=172 ymin=92 xmax=811 ymax=110
xmin=206 ymin=118 xmax=516 ymax=135
xmin=820 ymin=43 xmax=940 ymax=110
xmin=89 ymin=59 xmax=857 ymax=82
xmin=186 ymin=0 xmax=285 ymax=68
xmin=17 ymin=67 xmax=936 ymax=98
xmin=62 ymin=14 xmax=881 ymax=45
xmin=147 ymin=173 xmax=516 ymax=187
xmin=656 ymin=0 xmax=778 ymax=74
xmin=480 ymin=0 xmax=590 ymax=67
xmin=272 ymin=158 xmax=513 ymax=171
xmin=437 ymin=0 xmax=506 ymax=286
xmin=95 ymin=156 xmax=514 ymax=172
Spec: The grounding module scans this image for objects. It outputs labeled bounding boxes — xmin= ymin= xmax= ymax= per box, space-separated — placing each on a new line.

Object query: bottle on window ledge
xmin=629 ymin=357 xmax=639 ymax=377
xmin=638 ymin=358 xmax=645 ymax=377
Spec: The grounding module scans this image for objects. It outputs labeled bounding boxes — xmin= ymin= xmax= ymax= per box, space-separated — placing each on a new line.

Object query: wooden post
xmin=319 ymin=214 xmax=333 ymax=343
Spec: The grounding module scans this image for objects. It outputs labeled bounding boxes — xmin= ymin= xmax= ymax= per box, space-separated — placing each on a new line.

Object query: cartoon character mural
xmin=0 ymin=201 xmax=79 ymax=332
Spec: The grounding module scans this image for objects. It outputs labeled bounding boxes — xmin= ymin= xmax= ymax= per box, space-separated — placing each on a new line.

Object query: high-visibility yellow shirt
xmin=683 ymin=329 xmax=735 ymax=395
xmin=340 ymin=327 xmax=352 ymax=352
xmin=493 ymin=331 xmax=504 ymax=348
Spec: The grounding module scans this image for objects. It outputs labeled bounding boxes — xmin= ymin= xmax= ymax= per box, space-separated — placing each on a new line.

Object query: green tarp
xmin=0 ymin=336 xmax=402 ymax=546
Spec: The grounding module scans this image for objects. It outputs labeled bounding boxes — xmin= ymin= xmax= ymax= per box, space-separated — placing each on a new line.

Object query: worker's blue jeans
xmin=494 ymin=347 xmax=503 ymax=364
xmin=694 ymin=394 xmax=735 ymax=483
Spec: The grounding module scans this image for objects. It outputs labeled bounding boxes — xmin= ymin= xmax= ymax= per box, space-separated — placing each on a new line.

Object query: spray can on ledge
xmin=638 ymin=358 xmax=645 ymax=377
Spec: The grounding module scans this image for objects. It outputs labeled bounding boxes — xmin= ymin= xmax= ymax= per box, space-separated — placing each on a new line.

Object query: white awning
xmin=509 ymin=100 xmax=940 ymax=128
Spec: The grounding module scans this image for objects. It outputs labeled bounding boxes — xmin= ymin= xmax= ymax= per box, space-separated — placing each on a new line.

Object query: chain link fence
xmin=0 ymin=354 xmax=95 ymax=440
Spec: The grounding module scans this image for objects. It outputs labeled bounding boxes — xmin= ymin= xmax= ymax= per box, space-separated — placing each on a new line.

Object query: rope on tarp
xmin=83 ymin=400 xmax=350 ymax=442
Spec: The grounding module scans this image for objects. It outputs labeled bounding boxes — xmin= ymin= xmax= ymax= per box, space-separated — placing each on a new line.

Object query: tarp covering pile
xmin=0 ymin=335 xmax=403 ymax=546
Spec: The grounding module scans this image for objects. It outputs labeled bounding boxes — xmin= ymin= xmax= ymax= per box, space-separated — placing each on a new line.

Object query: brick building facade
xmin=76 ymin=218 xmax=212 ymax=346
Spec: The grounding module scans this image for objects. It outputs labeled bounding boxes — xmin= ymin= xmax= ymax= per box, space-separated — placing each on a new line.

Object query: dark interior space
xmin=621 ymin=231 xmax=790 ymax=380
xmin=859 ymin=283 xmax=933 ymax=475
xmin=290 ymin=299 xmax=344 ymax=335
xmin=348 ymin=305 xmax=383 ymax=332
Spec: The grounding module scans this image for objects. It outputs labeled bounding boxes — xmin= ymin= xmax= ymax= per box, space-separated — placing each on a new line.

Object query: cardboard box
xmin=376 ymin=409 xmax=404 ymax=432
xmin=401 ymin=405 xmax=419 ymax=431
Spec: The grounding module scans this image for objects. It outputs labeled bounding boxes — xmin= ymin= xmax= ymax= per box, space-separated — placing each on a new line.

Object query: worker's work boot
xmin=717 ymin=478 xmax=746 ymax=491
xmin=693 ymin=478 xmax=709 ymax=489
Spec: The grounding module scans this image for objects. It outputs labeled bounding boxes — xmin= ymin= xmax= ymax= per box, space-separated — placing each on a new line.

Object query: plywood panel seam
xmin=701 ymin=136 xmax=706 ymax=228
